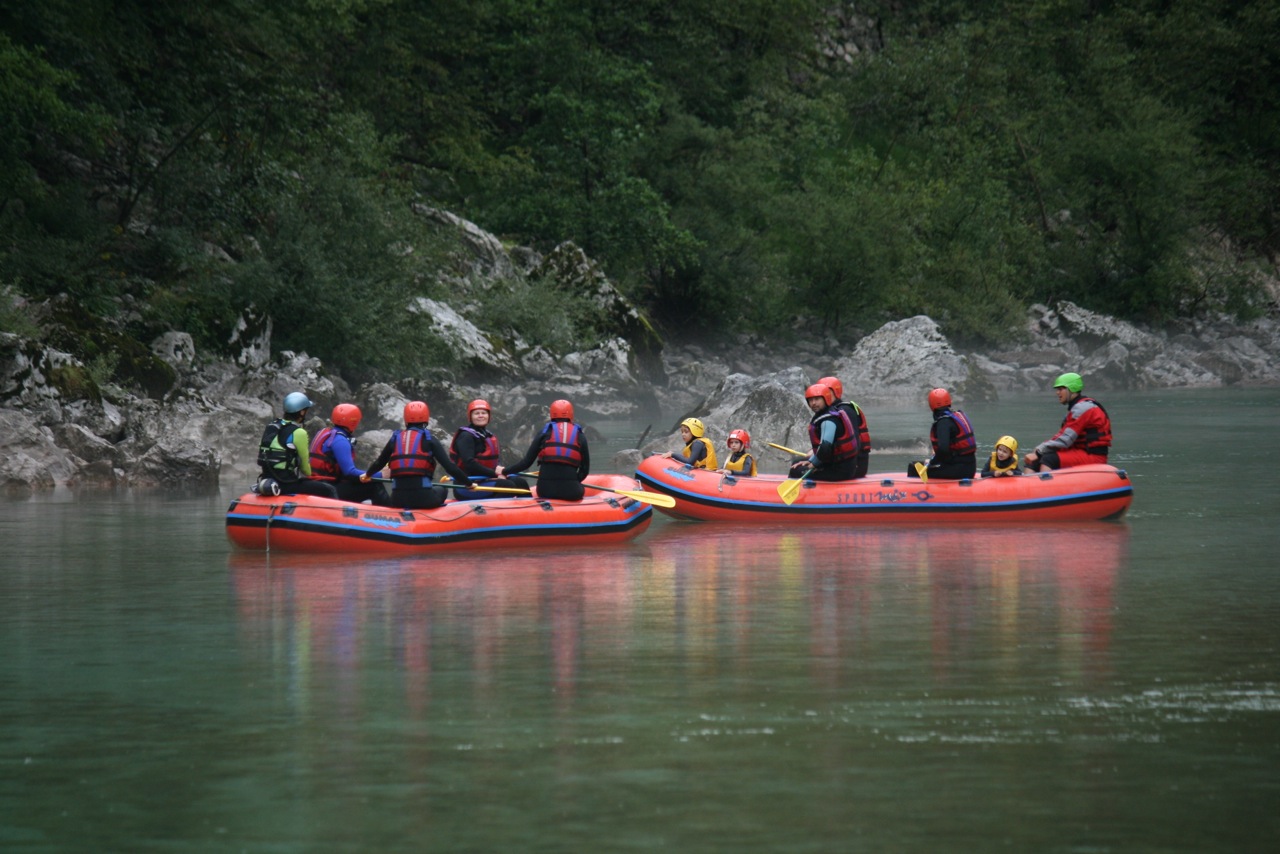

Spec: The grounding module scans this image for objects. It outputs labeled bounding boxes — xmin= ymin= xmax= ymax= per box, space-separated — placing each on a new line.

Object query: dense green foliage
xmin=2 ymin=0 xmax=1277 ymax=380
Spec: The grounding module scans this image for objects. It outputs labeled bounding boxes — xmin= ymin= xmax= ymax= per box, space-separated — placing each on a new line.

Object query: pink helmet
xmin=403 ymin=400 xmax=430 ymax=424
xmin=332 ymin=403 xmax=362 ymax=431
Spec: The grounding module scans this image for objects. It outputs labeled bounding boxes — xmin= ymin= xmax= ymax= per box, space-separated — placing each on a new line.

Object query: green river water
xmin=2 ymin=387 xmax=1278 ymax=852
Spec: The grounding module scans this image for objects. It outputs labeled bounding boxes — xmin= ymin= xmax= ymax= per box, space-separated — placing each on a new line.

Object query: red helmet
xmin=403 ymin=400 xmax=430 ymax=424
xmin=468 ymin=398 xmax=490 ymax=417
xmin=549 ymin=399 xmax=574 ymax=420
xmin=805 ymin=382 xmax=835 ymax=408
xmin=818 ymin=376 xmax=844 ymax=399
xmin=928 ymin=388 xmax=952 ymax=410
xmin=332 ymin=403 xmax=362 ymax=431
xmin=727 ymin=429 xmax=751 ymax=449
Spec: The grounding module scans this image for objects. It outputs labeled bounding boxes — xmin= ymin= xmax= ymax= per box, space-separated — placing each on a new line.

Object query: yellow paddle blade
xmin=586 ymin=484 xmax=677 ymax=508
xmin=777 ymin=477 xmax=805 ymax=505
xmin=767 ymin=441 xmax=808 ymax=457
xmin=913 ymin=462 xmax=929 ymax=483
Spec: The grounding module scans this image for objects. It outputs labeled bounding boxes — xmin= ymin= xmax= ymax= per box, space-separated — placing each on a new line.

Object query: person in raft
xmin=362 ymin=400 xmax=472 ymax=509
xmin=1023 ymin=372 xmax=1113 ymax=472
xmin=907 ymin=388 xmax=977 ymax=480
xmin=981 ymin=435 xmax=1023 ymax=478
xmin=309 ymin=403 xmax=390 ymax=505
xmin=819 ymin=375 xmax=872 ymax=478
xmin=447 ymin=398 xmax=531 ymax=500
xmin=506 ymin=398 xmax=590 ymax=501
xmin=662 ymin=417 xmax=718 ymax=470
xmin=255 ymin=391 xmax=338 ymax=499
xmin=720 ymin=429 xmax=757 ymax=476
xmin=787 ymin=382 xmax=861 ymax=482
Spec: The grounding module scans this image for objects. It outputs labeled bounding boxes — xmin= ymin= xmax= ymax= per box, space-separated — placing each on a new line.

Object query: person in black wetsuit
xmin=362 ymin=400 xmax=471 ymax=509
xmin=448 ymin=398 xmax=531 ymax=500
xmin=506 ymin=399 xmax=590 ymax=501
xmin=907 ymin=388 xmax=978 ymax=480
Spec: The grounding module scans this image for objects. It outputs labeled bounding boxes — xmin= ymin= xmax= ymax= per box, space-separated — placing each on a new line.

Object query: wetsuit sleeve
xmin=577 ymin=432 xmax=590 ymax=480
xmin=932 ymin=417 xmax=957 ymax=464
xmin=812 ymin=419 xmax=837 ymax=464
xmin=293 ymin=426 xmax=313 ymax=476
xmin=366 ymin=436 xmax=395 ymax=476
xmin=506 ymin=430 xmax=544 ymax=474
xmin=430 ymin=438 xmax=473 ymax=482
xmin=332 ymin=434 xmax=365 ymax=478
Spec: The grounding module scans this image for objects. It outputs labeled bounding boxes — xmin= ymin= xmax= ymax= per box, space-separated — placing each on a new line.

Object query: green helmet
xmin=1053 ymin=372 xmax=1083 ymax=393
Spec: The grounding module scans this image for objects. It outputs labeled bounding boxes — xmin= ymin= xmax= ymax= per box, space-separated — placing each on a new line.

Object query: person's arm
xmin=506 ymin=430 xmax=543 ymax=474
xmin=293 ymin=426 xmax=313 ymax=476
xmin=429 ymin=437 xmax=473 ymax=482
xmin=332 ymin=434 xmax=366 ymax=479
xmin=577 ymin=432 xmax=590 ymax=480
xmin=365 ymin=436 xmax=395 ymax=477
xmin=931 ymin=418 xmax=956 ymax=464
xmin=812 ymin=418 xmax=837 ymax=464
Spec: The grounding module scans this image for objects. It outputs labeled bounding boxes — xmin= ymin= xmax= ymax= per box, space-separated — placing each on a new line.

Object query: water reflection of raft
xmin=634 ymin=456 xmax=1133 ymax=524
xmin=225 ymin=474 xmax=652 ymax=553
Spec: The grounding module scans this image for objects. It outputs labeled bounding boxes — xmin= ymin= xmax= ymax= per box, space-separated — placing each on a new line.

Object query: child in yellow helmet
xmin=981 ymin=436 xmax=1023 ymax=478
xmin=662 ymin=417 xmax=719 ymax=469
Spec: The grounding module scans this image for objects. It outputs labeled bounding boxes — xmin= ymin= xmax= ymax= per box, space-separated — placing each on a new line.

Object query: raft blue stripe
xmin=634 ymin=470 xmax=1131 ymax=516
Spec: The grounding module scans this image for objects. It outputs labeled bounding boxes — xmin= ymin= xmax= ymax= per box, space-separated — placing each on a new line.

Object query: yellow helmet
xmin=996 ymin=435 xmax=1018 ymax=454
xmin=680 ymin=417 xmax=706 ymax=439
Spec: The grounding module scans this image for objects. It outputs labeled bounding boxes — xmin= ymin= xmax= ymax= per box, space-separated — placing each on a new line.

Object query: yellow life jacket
xmin=723 ymin=451 xmax=756 ymax=476
xmin=685 ymin=436 xmax=719 ymax=470
xmin=986 ymin=450 xmax=1020 ymax=476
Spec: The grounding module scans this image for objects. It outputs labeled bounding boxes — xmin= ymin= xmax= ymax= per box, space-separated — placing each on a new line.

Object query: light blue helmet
xmin=283 ymin=392 xmax=313 ymax=415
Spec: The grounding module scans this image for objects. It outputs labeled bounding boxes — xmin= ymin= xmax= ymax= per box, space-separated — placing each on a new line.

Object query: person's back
xmin=909 ymin=388 xmax=977 ymax=480
xmin=256 ymin=392 xmax=336 ymax=499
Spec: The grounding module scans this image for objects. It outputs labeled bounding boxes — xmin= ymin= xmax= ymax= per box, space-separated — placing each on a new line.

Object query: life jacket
xmin=986 ymin=450 xmax=1020 ymax=475
xmin=538 ymin=421 xmax=584 ymax=467
xmin=931 ymin=409 xmax=977 ymax=456
xmin=449 ymin=425 xmax=501 ymax=470
xmin=723 ymin=451 xmax=756 ymax=476
xmin=1063 ymin=396 xmax=1112 ymax=455
xmin=683 ymin=436 xmax=719 ymax=470
xmin=808 ymin=408 xmax=859 ymax=464
xmin=309 ymin=426 xmax=354 ymax=479
xmin=842 ymin=401 xmax=872 ymax=457
xmin=258 ymin=419 xmax=301 ymax=476
xmin=390 ymin=428 xmax=438 ymax=478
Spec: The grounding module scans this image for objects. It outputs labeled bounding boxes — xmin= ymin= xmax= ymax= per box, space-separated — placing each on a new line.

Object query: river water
xmin=3 ymin=388 xmax=1278 ymax=852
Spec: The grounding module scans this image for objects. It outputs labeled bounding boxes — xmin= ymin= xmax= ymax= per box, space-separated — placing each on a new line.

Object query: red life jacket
xmin=840 ymin=401 xmax=871 ymax=456
xmin=538 ymin=421 xmax=584 ymax=467
xmin=390 ymin=428 xmax=438 ymax=478
xmin=309 ymin=426 xmax=341 ymax=479
xmin=1063 ymin=396 xmax=1112 ymax=455
xmin=449 ymin=426 xmax=501 ymax=469
xmin=808 ymin=407 xmax=859 ymax=464
xmin=931 ymin=409 xmax=977 ymax=456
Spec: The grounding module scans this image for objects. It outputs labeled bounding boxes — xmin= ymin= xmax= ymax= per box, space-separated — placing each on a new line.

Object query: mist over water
xmin=3 ymin=388 xmax=1278 ymax=852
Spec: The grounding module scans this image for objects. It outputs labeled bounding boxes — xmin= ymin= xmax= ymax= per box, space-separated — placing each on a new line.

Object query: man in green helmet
xmin=1024 ymin=372 xmax=1113 ymax=472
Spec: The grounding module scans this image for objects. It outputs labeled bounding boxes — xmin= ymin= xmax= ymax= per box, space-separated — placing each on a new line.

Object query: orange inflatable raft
xmin=634 ymin=456 xmax=1132 ymax=524
xmin=225 ymin=474 xmax=653 ymax=553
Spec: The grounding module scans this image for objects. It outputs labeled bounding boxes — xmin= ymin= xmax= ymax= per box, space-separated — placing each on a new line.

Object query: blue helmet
xmin=283 ymin=392 xmax=313 ymax=415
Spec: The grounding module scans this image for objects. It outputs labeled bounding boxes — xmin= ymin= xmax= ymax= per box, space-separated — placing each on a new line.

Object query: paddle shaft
xmin=516 ymin=471 xmax=676 ymax=508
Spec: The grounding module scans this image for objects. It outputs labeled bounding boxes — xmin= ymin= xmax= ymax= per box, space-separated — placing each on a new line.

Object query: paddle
xmin=777 ymin=466 xmax=816 ymax=505
xmin=913 ymin=462 xmax=929 ymax=483
xmin=435 ymin=481 xmax=534 ymax=496
xmin=767 ymin=441 xmax=809 ymax=457
xmin=517 ymin=471 xmax=677 ymax=508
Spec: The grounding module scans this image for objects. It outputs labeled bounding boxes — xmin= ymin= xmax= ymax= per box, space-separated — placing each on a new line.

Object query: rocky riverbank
xmin=4 ymin=298 xmax=1278 ymax=495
